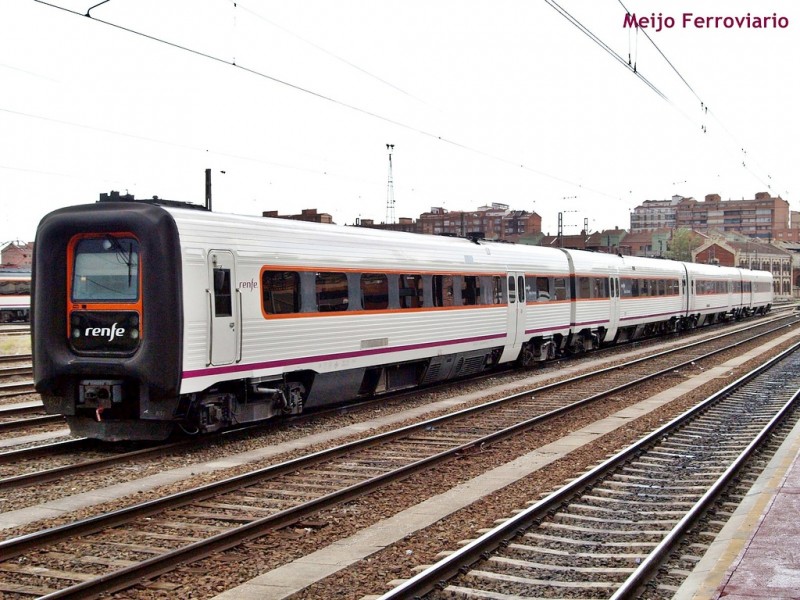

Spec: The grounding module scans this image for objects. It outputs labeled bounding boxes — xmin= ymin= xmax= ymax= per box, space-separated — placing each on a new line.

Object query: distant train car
xmin=32 ymin=201 xmax=773 ymax=441
xmin=0 ymin=270 xmax=31 ymax=323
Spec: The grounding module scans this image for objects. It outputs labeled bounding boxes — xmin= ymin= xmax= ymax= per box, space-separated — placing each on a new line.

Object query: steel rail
xmin=1 ymin=316 xmax=796 ymax=597
xmin=1 ymin=316 xmax=794 ymax=558
xmin=0 ymin=413 xmax=63 ymax=432
xmin=375 ymin=340 xmax=800 ymax=600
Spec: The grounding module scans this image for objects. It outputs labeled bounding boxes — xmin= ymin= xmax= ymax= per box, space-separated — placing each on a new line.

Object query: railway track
xmin=0 ymin=380 xmax=36 ymax=399
xmin=378 ymin=341 xmax=800 ymax=600
xmin=0 ymin=354 xmax=32 ymax=365
xmin=0 ymin=313 xmax=796 ymax=597
xmin=1 ymin=313 xmax=792 ymax=482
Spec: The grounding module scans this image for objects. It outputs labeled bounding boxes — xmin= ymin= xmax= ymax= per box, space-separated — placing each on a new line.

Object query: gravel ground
xmin=0 ymin=320 xmax=796 ymax=599
xmin=98 ymin=333 xmax=800 ymax=600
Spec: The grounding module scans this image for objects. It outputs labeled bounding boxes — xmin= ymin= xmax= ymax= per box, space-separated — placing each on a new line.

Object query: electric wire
xmin=31 ymin=0 xmax=617 ymax=199
xmin=231 ymin=0 xmax=429 ymax=105
xmin=543 ymin=0 xmax=669 ymax=102
xmin=615 ymin=0 xmax=778 ymax=193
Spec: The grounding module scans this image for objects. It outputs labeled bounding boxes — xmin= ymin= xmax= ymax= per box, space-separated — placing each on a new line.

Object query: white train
xmin=0 ymin=271 xmax=31 ymax=323
xmin=32 ymin=201 xmax=773 ymax=441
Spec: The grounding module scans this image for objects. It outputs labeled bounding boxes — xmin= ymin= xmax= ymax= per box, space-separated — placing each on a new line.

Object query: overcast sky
xmin=1 ymin=0 xmax=797 ymax=244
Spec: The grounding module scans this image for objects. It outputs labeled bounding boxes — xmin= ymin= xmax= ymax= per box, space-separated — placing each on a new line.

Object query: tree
xmin=664 ymin=229 xmax=703 ymax=262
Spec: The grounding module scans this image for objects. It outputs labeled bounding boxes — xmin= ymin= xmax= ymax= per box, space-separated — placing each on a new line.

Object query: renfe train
xmin=32 ymin=201 xmax=773 ymax=441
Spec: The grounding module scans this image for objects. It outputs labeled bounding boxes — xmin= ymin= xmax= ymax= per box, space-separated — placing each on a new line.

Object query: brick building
xmin=0 ymin=241 xmax=34 ymax=269
xmin=356 ymin=204 xmax=541 ymax=242
xmin=631 ymin=192 xmax=794 ymax=242
xmin=262 ymin=208 xmax=333 ymax=224
xmin=692 ymin=237 xmax=792 ymax=297
xmin=418 ymin=204 xmax=541 ymax=242
xmin=675 ymin=192 xmax=789 ymax=239
xmin=629 ymin=196 xmax=684 ymax=233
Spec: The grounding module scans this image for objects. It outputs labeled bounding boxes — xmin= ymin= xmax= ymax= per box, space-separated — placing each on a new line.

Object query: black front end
xmin=32 ymin=202 xmax=184 ymax=440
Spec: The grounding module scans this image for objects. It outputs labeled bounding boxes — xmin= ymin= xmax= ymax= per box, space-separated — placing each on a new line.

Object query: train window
xmin=316 ymin=272 xmax=349 ymax=312
xmin=0 ymin=279 xmax=30 ymax=295
xmin=507 ymin=276 xmax=516 ymax=303
xmin=432 ymin=275 xmax=455 ymax=307
xmin=523 ymin=276 xmax=536 ymax=300
xmin=578 ymin=277 xmax=591 ymax=299
xmin=554 ymin=277 xmax=568 ymax=301
xmin=72 ymin=236 xmax=139 ymax=302
xmin=657 ymin=280 xmax=666 ymax=296
xmin=620 ymin=279 xmax=631 ymax=297
xmin=533 ymin=277 xmax=549 ymax=301
xmin=399 ymin=274 xmax=424 ymax=308
xmin=490 ymin=276 xmax=505 ymax=304
xmin=517 ymin=276 xmax=525 ymax=302
xmin=361 ymin=274 xmax=389 ymax=310
xmin=213 ymin=268 xmax=233 ymax=317
xmin=593 ymin=278 xmax=609 ymax=299
xmin=263 ymin=271 xmax=300 ymax=314
xmin=461 ymin=276 xmax=480 ymax=306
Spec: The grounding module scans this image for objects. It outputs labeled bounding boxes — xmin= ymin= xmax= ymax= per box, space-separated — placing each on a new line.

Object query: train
xmin=32 ymin=200 xmax=773 ymax=441
xmin=0 ymin=270 xmax=31 ymax=323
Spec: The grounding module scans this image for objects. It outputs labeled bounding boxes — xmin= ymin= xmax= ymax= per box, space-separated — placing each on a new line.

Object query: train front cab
xmin=33 ymin=202 xmax=184 ymax=441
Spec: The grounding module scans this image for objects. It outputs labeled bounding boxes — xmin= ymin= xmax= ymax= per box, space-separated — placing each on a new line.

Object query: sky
xmin=1 ymin=0 xmax=798 ymax=244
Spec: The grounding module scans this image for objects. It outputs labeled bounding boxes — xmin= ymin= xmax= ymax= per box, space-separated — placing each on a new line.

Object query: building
xmin=356 ymin=217 xmax=419 ymax=233
xmin=675 ymin=192 xmax=789 ymax=239
xmin=532 ymin=228 xmax=629 ymax=254
xmin=0 ymin=241 xmax=34 ymax=269
xmin=262 ymin=208 xmax=333 ymax=224
xmin=356 ymin=204 xmax=542 ymax=242
xmin=629 ymin=195 xmax=685 ymax=233
xmin=631 ymin=192 xmax=796 ymax=242
xmin=417 ymin=204 xmax=541 ymax=242
xmin=692 ymin=236 xmax=792 ymax=297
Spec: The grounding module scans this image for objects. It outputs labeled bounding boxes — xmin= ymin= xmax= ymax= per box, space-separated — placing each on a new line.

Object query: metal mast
xmin=385 ymin=144 xmax=396 ymax=224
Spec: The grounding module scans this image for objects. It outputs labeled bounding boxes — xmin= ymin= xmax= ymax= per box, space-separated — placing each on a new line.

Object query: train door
xmin=680 ymin=265 xmax=690 ymax=317
xmin=208 ymin=250 xmax=240 ymax=366
xmin=606 ymin=274 xmax=620 ymax=341
xmin=502 ymin=272 xmax=526 ymax=361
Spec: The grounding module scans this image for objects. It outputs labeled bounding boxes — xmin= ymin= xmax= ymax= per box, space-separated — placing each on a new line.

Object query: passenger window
xmin=262 ymin=270 xmax=300 ymax=314
xmin=491 ymin=276 xmax=505 ymax=304
xmin=400 ymin=274 xmax=424 ymax=308
xmin=578 ymin=277 xmax=591 ymax=298
xmin=524 ymin=276 xmax=535 ymax=301
xmin=461 ymin=276 xmax=480 ymax=306
xmin=536 ymin=277 xmax=550 ymax=301
xmin=316 ymin=272 xmax=349 ymax=312
xmin=554 ymin=277 xmax=568 ymax=301
xmin=213 ymin=268 xmax=232 ymax=317
xmin=361 ymin=274 xmax=389 ymax=310
xmin=517 ymin=276 xmax=525 ymax=302
xmin=508 ymin=276 xmax=516 ymax=303
xmin=433 ymin=275 xmax=455 ymax=307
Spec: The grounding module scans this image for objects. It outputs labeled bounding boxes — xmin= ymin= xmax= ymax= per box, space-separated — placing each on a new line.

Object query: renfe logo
xmin=85 ymin=322 xmax=126 ymax=341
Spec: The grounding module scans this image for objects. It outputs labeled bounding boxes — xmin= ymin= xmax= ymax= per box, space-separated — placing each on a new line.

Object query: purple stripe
xmin=184 ymin=332 xmax=506 ymax=379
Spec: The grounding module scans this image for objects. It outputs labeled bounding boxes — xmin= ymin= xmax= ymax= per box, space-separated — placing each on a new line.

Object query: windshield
xmin=72 ymin=236 xmax=139 ymax=302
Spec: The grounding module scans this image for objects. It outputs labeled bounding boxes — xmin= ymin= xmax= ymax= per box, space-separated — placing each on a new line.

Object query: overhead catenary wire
xmin=543 ymin=0 xmax=669 ymax=102
xmin=231 ymin=0 xmax=430 ymax=106
xmin=31 ymin=0 xmax=618 ymax=199
xmin=615 ymin=0 xmax=779 ymax=194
